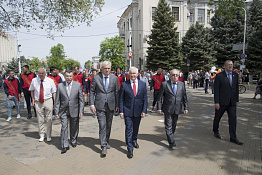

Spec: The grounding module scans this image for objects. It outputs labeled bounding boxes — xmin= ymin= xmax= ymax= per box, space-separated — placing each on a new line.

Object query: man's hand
xmin=90 ymin=106 xmax=96 ymax=114
xmin=215 ymin=103 xmax=220 ymax=110
xmin=32 ymin=99 xmax=35 ymax=107
xmin=115 ymin=107 xmax=119 ymax=113
xmin=8 ymin=95 xmax=12 ymax=99
xmin=236 ymin=102 xmax=239 ymax=106
xmin=141 ymin=113 xmax=146 ymax=118
xmin=184 ymin=110 xmax=188 ymax=115
xmin=20 ymin=92 xmax=24 ymax=98
xmin=83 ymin=92 xmax=85 ymax=96
xmin=55 ymin=115 xmax=59 ymax=119
xmin=87 ymin=93 xmax=89 ymax=97
xmin=79 ymin=113 xmax=83 ymax=118
xmin=157 ymin=110 xmax=162 ymax=114
xmin=151 ymin=90 xmax=153 ymax=94
xmin=120 ymin=113 xmax=124 ymax=119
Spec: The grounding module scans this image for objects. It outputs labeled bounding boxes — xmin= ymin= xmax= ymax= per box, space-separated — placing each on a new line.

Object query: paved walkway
xmin=0 ymin=86 xmax=261 ymax=175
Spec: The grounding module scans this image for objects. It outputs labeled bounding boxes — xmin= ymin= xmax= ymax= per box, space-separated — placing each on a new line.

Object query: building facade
xmin=117 ymin=0 xmax=214 ymax=71
xmin=92 ymin=56 xmax=101 ymax=70
xmin=0 ymin=31 xmax=16 ymax=68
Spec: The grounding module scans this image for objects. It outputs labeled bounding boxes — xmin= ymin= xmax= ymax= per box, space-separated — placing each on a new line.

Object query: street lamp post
xmin=242 ymin=7 xmax=247 ymax=54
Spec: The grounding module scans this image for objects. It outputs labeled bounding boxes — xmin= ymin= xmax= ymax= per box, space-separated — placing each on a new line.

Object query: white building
xmin=117 ymin=0 xmax=214 ymax=71
xmin=92 ymin=56 xmax=101 ymax=70
xmin=0 ymin=31 xmax=16 ymax=67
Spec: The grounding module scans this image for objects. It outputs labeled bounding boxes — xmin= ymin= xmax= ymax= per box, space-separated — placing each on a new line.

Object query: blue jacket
xmin=119 ymin=79 xmax=147 ymax=117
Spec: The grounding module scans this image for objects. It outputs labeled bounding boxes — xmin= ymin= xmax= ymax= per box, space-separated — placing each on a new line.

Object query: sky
xmin=6 ymin=0 xmax=131 ymax=67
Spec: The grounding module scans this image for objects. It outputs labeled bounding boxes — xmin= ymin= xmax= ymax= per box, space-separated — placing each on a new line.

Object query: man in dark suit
xmin=157 ymin=69 xmax=188 ymax=149
xmin=54 ymin=70 xmax=84 ymax=154
xmin=213 ymin=60 xmax=243 ymax=145
xmin=119 ymin=67 xmax=147 ymax=158
xmin=89 ymin=61 xmax=119 ymax=157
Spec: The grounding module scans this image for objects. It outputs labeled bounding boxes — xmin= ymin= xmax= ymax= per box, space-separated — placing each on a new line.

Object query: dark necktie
xmin=227 ymin=73 xmax=232 ymax=87
xmin=133 ymin=81 xmax=136 ymax=96
xmin=39 ymin=80 xmax=44 ymax=104
xmin=173 ymin=83 xmax=176 ymax=95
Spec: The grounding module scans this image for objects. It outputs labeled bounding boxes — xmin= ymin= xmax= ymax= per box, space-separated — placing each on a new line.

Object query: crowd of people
xmin=3 ymin=60 xmax=259 ymax=158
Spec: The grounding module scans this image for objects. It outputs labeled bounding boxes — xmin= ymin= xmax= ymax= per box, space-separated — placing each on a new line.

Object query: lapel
xmin=108 ymin=74 xmax=113 ymax=90
xmin=167 ymin=80 xmax=176 ymax=96
xmin=136 ymin=80 xmax=141 ymax=97
xmin=62 ymin=81 xmax=69 ymax=98
xmin=223 ymin=71 xmax=232 ymax=88
xmin=98 ymin=73 xmax=106 ymax=92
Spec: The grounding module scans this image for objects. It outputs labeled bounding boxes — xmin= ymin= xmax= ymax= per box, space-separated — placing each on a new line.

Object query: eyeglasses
xmin=171 ymin=74 xmax=179 ymax=77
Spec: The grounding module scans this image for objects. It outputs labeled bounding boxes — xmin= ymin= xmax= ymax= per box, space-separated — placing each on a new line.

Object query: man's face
xmin=141 ymin=71 xmax=144 ymax=76
xmin=170 ymin=70 xmax=179 ymax=83
xmin=129 ymin=69 xmax=138 ymax=82
xmin=92 ymin=71 xmax=97 ymax=76
xmin=117 ymin=68 xmax=121 ymax=74
xmin=102 ymin=64 xmax=111 ymax=77
xmin=74 ymin=67 xmax=79 ymax=73
xmin=65 ymin=72 xmax=73 ymax=84
xmin=38 ymin=70 xmax=46 ymax=80
xmin=162 ymin=70 xmax=165 ymax=75
xmin=9 ymin=71 xmax=14 ymax=79
xmin=157 ymin=68 xmax=162 ymax=74
xmin=51 ymin=69 xmax=57 ymax=75
xmin=22 ymin=67 xmax=27 ymax=73
xmin=224 ymin=61 xmax=234 ymax=72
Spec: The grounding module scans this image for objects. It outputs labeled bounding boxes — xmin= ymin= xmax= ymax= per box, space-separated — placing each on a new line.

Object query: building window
xmin=190 ymin=9 xmax=194 ymax=22
xmin=198 ymin=9 xmax=205 ymax=23
xmin=207 ymin=10 xmax=211 ymax=24
xmin=172 ymin=7 xmax=179 ymax=22
xmin=152 ymin=7 xmax=156 ymax=21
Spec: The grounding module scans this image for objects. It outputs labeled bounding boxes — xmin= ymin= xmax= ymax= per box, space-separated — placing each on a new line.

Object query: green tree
xmin=47 ymin=43 xmax=65 ymax=71
xmin=99 ymin=36 xmax=127 ymax=70
xmin=30 ymin=57 xmax=41 ymax=72
xmin=84 ymin=60 xmax=92 ymax=70
xmin=6 ymin=56 xmax=31 ymax=73
xmin=0 ymin=0 xmax=104 ymax=34
xmin=211 ymin=8 xmax=244 ymax=68
xmin=182 ymin=22 xmax=216 ymax=71
xmin=246 ymin=0 xmax=262 ymax=76
xmin=63 ymin=59 xmax=81 ymax=70
xmin=146 ymin=0 xmax=184 ymax=71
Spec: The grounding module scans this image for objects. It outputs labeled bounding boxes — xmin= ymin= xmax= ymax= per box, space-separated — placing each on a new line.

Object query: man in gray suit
xmin=157 ymin=69 xmax=188 ymax=149
xmin=54 ymin=70 xmax=84 ymax=154
xmin=89 ymin=61 xmax=119 ymax=157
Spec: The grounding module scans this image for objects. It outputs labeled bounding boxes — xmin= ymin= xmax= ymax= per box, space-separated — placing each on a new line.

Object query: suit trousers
xmin=35 ymin=98 xmax=53 ymax=138
xmin=213 ymin=104 xmax=237 ymax=139
xmin=164 ymin=113 xmax=178 ymax=145
xmin=152 ymin=90 xmax=159 ymax=107
xmin=23 ymin=88 xmax=36 ymax=115
xmin=124 ymin=116 xmax=141 ymax=151
xmin=96 ymin=103 xmax=114 ymax=149
xmin=60 ymin=113 xmax=79 ymax=148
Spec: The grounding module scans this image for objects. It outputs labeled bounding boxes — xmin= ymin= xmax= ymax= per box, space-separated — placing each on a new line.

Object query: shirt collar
xmin=66 ymin=81 xmax=73 ymax=86
xmin=130 ymin=79 xmax=138 ymax=84
xmin=103 ymin=74 xmax=109 ymax=79
xmin=226 ymin=71 xmax=232 ymax=75
xmin=37 ymin=77 xmax=46 ymax=82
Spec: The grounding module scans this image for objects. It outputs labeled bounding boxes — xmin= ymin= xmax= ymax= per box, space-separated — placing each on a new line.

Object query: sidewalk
xmin=0 ymin=87 xmax=261 ymax=175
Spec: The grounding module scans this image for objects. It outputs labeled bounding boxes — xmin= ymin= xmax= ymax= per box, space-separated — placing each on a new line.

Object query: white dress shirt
xmin=102 ymin=74 xmax=109 ymax=87
xmin=66 ymin=81 xmax=73 ymax=96
xmin=29 ymin=76 xmax=56 ymax=100
xmin=130 ymin=79 xmax=138 ymax=95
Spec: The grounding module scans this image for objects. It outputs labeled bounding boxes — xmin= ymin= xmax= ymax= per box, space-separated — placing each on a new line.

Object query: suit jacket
xmin=119 ymin=79 xmax=147 ymax=117
xmin=157 ymin=80 xmax=188 ymax=115
xmin=214 ymin=71 xmax=239 ymax=106
xmin=89 ymin=72 xmax=119 ymax=111
xmin=54 ymin=81 xmax=84 ymax=118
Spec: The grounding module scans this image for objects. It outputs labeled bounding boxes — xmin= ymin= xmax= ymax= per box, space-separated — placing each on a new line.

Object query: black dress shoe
xmin=132 ymin=142 xmax=139 ymax=149
xmin=27 ymin=114 xmax=32 ymax=119
xmin=214 ymin=132 xmax=222 ymax=139
xmin=230 ymin=138 xmax=243 ymax=145
xmin=169 ymin=142 xmax=176 ymax=149
xmin=71 ymin=144 xmax=76 ymax=148
xmin=61 ymin=147 xmax=69 ymax=154
xmin=127 ymin=150 xmax=133 ymax=159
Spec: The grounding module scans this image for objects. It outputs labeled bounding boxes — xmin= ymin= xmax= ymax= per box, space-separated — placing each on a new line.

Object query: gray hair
xmin=129 ymin=67 xmax=138 ymax=73
xmin=38 ymin=68 xmax=46 ymax=73
xmin=170 ymin=69 xmax=180 ymax=74
xmin=100 ymin=61 xmax=112 ymax=68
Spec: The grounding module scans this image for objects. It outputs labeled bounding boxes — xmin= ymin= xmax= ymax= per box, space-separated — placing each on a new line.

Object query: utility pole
xmin=16 ymin=29 xmax=21 ymax=73
xmin=242 ymin=7 xmax=247 ymax=65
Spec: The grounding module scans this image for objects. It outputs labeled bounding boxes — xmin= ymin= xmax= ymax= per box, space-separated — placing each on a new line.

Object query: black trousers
xmin=164 ymin=113 xmax=178 ymax=145
xmin=23 ymin=88 xmax=36 ymax=115
xmin=213 ymin=103 xmax=237 ymax=139
xmin=152 ymin=90 xmax=160 ymax=107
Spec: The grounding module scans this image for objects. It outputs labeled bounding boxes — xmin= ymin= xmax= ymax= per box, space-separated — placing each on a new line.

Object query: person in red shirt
xmin=4 ymin=70 xmax=23 ymax=122
xmin=20 ymin=65 xmax=37 ymax=119
xmin=47 ymin=67 xmax=62 ymax=87
xmin=73 ymin=65 xmax=86 ymax=95
xmin=115 ymin=67 xmax=125 ymax=90
xmin=84 ymin=71 xmax=90 ymax=106
xmin=150 ymin=67 xmax=165 ymax=112
xmin=87 ymin=69 xmax=97 ymax=117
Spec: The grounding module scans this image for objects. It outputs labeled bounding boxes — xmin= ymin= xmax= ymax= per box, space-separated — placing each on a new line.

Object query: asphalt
xmin=0 ymin=84 xmax=261 ymax=175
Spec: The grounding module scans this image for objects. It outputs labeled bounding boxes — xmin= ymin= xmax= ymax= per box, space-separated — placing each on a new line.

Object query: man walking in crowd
xmin=89 ymin=61 xmax=119 ymax=157
xmin=73 ymin=65 xmax=86 ymax=95
xmin=87 ymin=69 xmax=97 ymax=118
xmin=20 ymin=65 xmax=37 ymax=119
xmin=213 ymin=60 xmax=243 ymax=145
xmin=157 ymin=69 xmax=188 ymax=149
xmin=54 ymin=70 xmax=84 ymax=154
xmin=115 ymin=67 xmax=125 ymax=90
xmin=29 ymin=68 xmax=56 ymax=142
xmin=48 ymin=67 xmax=62 ymax=87
xmin=119 ymin=67 xmax=148 ymax=158
xmin=150 ymin=67 xmax=165 ymax=112
xmin=4 ymin=70 xmax=23 ymax=122
xmin=205 ymin=70 xmax=211 ymax=94
xmin=139 ymin=70 xmax=148 ymax=87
